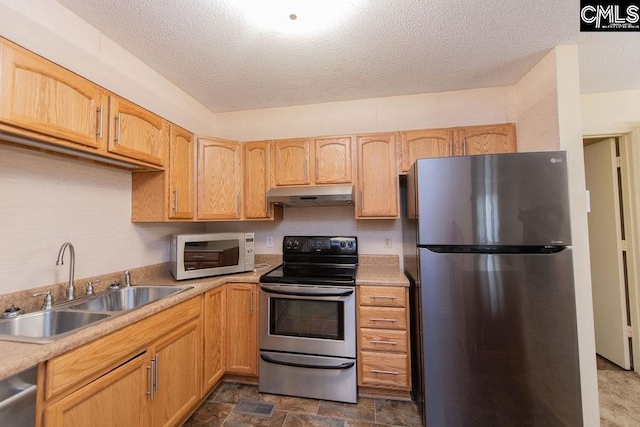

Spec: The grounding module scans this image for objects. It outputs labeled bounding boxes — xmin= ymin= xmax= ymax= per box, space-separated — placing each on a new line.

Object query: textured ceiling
xmin=56 ymin=0 xmax=640 ymax=113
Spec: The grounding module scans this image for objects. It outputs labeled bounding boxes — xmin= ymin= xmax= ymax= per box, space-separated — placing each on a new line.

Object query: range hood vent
xmin=267 ymin=185 xmax=355 ymax=207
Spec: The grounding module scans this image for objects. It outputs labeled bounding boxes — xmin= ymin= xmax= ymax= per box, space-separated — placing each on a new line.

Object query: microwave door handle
xmin=260 ymin=353 xmax=355 ymax=370
xmin=259 ymin=285 xmax=354 ymax=298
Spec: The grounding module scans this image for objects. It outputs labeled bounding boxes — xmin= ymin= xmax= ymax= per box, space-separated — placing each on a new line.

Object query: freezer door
xmin=417 ymin=247 xmax=582 ymax=426
xmin=411 ymin=151 xmax=571 ymax=246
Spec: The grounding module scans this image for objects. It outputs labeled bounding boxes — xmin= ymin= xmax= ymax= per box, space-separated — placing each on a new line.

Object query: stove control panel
xmin=283 ymin=236 xmax=357 ymax=254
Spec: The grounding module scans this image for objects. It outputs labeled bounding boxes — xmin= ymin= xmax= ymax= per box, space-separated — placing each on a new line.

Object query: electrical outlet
xmin=384 ymin=237 xmax=392 ymax=248
xmin=266 ymin=236 xmax=274 ymax=247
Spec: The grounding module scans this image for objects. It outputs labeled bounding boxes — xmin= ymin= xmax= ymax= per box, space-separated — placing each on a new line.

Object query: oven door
xmin=259 ymin=283 xmax=356 ymax=358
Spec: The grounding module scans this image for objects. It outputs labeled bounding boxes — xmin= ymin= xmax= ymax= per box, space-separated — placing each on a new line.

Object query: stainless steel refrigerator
xmin=401 ymin=151 xmax=582 ymax=426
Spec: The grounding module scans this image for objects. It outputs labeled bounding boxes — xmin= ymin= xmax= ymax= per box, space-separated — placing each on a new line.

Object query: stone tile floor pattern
xmin=183 ymin=382 xmax=421 ymax=426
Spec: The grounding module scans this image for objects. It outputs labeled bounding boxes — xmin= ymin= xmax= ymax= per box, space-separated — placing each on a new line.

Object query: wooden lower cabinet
xmin=41 ymin=297 xmax=202 ymax=427
xmin=357 ymin=285 xmax=411 ymax=391
xmin=44 ymin=352 xmax=148 ymax=426
xmin=225 ymin=283 xmax=258 ymax=376
xmin=202 ymin=286 xmax=226 ymax=394
xmin=149 ymin=318 xmax=201 ymax=427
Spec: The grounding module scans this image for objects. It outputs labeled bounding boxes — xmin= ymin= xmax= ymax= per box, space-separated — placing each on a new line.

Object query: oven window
xmin=183 ymin=239 xmax=240 ymax=271
xmin=269 ymin=298 xmax=344 ymax=340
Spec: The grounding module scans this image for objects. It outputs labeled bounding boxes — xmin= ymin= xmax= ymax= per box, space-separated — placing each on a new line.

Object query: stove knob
xmin=347 ymin=241 xmax=353 ymax=247
xmin=340 ymin=241 xmax=346 ymax=248
xmin=293 ymin=240 xmax=299 ymax=249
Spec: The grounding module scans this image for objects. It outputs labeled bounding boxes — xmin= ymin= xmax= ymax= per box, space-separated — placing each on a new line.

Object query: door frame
xmin=584 ymin=129 xmax=640 ymax=372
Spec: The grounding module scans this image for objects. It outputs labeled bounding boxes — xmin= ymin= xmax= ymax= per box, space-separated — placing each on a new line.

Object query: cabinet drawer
xmin=360 ymin=328 xmax=407 ymax=353
xmin=359 ymin=286 xmax=406 ymax=307
xmin=359 ymin=351 xmax=409 ymax=389
xmin=359 ymin=307 xmax=407 ymax=330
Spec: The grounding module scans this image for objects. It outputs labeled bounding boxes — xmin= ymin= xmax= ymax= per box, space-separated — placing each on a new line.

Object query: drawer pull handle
xmin=370 ymin=340 xmax=398 ymax=345
xmin=371 ymin=369 xmax=399 ymax=375
xmin=369 ymin=318 xmax=397 ymax=322
xmin=370 ymin=295 xmax=397 ymax=299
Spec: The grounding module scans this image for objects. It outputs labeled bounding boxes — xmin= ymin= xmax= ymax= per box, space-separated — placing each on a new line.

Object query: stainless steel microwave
xmin=170 ymin=232 xmax=255 ymax=280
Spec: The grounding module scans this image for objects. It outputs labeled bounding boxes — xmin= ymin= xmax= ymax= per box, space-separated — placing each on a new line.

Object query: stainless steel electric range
xmin=258 ymin=236 xmax=358 ymax=403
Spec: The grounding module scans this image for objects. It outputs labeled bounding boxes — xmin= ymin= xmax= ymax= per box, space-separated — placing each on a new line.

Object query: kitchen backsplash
xmin=205 ymin=206 xmax=403 ymax=257
xmin=0 ymin=143 xmax=205 ymax=294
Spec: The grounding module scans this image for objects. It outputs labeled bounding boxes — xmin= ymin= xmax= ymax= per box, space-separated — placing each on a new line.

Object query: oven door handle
xmin=260 ymin=353 xmax=355 ymax=370
xmin=260 ymin=285 xmax=354 ymax=297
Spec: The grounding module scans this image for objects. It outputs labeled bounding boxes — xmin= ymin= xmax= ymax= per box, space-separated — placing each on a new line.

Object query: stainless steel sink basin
xmin=0 ymin=310 xmax=111 ymax=344
xmin=67 ymin=286 xmax=191 ymax=312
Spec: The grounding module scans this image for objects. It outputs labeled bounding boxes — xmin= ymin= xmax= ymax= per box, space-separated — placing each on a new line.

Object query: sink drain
xmin=233 ymin=398 xmax=277 ymax=417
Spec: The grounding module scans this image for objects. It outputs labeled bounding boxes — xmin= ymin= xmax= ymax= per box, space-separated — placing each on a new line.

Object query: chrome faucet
xmin=56 ymin=242 xmax=76 ymax=301
xmin=124 ymin=270 xmax=131 ymax=287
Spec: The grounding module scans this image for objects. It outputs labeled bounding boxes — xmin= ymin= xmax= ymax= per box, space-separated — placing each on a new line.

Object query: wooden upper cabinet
xmin=456 ymin=123 xmax=516 ymax=156
xmin=108 ymin=95 xmax=167 ymax=166
xmin=197 ymin=138 xmax=242 ymax=220
xmin=400 ymin=128 xmax=453 ymax=172
xmin=244 ymin=141 xmax=272 ymax=219
xmin=0 ymin=39 xmax=108 ymax=149
xmin=314 ymin=136 xmax=353 ymax=184
xmin=273 ymin=138 xmax=311 ymax=186
xmin=356 ymin=133 xmax=399 ymax=218
xmin=168 ymin=125 xmax=194 ymax=219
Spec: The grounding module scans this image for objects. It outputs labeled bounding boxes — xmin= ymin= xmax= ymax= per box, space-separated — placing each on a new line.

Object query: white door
xmin=585 ymin=138 xmax=631 ymax=369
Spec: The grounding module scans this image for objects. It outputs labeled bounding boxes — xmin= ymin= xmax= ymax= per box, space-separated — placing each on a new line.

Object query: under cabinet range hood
xmin=267 ymin=185 xmax=355 ymax=207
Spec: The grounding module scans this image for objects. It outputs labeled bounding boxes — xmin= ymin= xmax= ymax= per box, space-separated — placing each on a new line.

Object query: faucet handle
xmin=33 ymin=291 xmax=53 ymax=310
xmin=86 ymin=279 xmax=101 ymax=295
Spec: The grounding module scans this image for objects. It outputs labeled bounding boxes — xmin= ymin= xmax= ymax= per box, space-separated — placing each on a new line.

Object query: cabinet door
xmin=197 ymin=138 xmax=242 ymax=220
xmin=203 ymin=286 xmax=226 ymax=394
xmin=108 ymin=95 xmax=167 ymax=166
xmin=150 ymin=318 xmax=201 ymax=427
xmin=457 ymin=123 xmax=516 ymax=156
xmin=0 ymin=39 xmax=108 ymax=149
xmin=400 ymin=128 xmax=453 ymax=172
xmin=168 ymin=125 xmax=194 ymax=219
xmin=273 ymin=139 xmax=311 ymax=186
xmin=244 ymin=141 xmax=272 ymax=219
xmin=226 ymin=283 xmax=258 ymax=376
xmin=356 ymin=133 xmax=399 ymax=218
xmin=314 ymin=136 xmax=353 ymax=184
xmin=44 ymin=353 xmax=148 ymax=427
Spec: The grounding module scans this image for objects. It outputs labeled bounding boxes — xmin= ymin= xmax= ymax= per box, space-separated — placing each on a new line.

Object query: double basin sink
xmin=0 ymin=285 xmax=192 ymax=344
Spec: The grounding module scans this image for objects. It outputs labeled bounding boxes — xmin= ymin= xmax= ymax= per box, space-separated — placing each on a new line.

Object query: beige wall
xmin=0 ymin=143 xmax=205 ymax=294
xmin=555 ymin=45 xmax=600 ymax=426
xmin=582 ymin=89 xmax=640 ymax=136
xmin=212 ymin=86 xmax=516 ymax=141
xmin=514 ymin=50 xmax=560 ymax=151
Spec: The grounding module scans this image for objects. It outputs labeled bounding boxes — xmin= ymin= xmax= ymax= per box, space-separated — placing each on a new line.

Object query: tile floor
xmin=183 ymin=382 xmax=422 ymax=427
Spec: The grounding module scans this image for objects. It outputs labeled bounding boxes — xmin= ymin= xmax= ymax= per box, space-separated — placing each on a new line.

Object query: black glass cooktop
xmin=260 ymin=236 xmax=358 ymax=286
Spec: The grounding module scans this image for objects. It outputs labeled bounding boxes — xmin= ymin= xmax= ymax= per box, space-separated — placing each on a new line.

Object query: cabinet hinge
xmin=628 ymin=325 xmax=634 ymax=337
xmin=621 ymin=240 xmax=629 ymax=251
xmin=616 ymin=156 xmax=622 ymax=168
